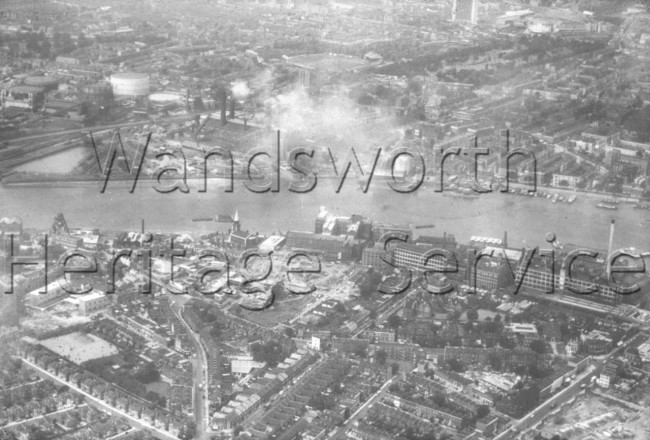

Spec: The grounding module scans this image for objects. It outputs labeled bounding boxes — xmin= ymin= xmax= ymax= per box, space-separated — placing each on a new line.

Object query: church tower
xmin=233 ymin=210 xmax=240 ymax=233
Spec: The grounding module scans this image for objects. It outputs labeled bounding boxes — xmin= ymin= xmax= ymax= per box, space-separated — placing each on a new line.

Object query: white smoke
xmin=264 ymin=87 xmax=360 ymax=135
xmin=260 ymin=84 xmax=397 ymax=161
xmin=230 ymin=80 xmax=251 ymax=101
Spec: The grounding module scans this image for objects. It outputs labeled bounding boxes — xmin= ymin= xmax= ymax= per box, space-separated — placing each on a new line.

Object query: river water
xmin=2 ymin=177 xmax=649 ymax=251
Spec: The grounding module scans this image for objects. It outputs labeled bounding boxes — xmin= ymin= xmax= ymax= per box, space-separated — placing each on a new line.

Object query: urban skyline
xmin=2 ymin=1 xmax=650 ymax=440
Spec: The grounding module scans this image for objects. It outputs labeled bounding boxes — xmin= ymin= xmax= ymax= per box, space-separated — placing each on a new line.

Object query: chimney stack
xmin=607 ymin=219 xmax=615 ymax=278
xmin=220 ymin=89 xmax=227 ymax=125
xmin=141 ymin=219 xmax=145 ymax=234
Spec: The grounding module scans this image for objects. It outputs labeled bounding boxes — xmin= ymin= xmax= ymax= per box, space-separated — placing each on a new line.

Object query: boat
xmin=192 ymin=217 xmax=214 ymax=222
xmin=634 ymin=202 xmax=650 ymax=210
xmin=596 ymin=202 xmax=618 ymax=210
xmin=568 ymin=195 xmax=577 ymax=204
xmin=599 ymin=198 xmax=620 ymax=205
xmin=558 ymin=196 xmax=565 ymax=202
xmin=552 ymin=194 xmax=558 ymax=203
xmin=448 ymin=189 xmax=479 ymax=199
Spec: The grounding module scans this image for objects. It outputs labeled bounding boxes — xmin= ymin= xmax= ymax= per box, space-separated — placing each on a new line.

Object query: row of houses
xmin=17 ymin=341 xmax=189 ymax=437
xmin=212 ymin=349 xmax=319 ymax=430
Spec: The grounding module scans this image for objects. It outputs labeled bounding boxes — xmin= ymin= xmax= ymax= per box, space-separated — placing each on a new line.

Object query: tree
xmin=135 ymin=364 xmax=160 ymax=384
xmin=47 ymin=243 xmax=66 ymax=261
xmin=466 ymin=309 xmax=479 ymax=321
xmin=433 ymin=392 xmax=446 ymax=407
xmin=179 ymin=420 xmax=196 ymax=440
xmin=251 ymin=341 xmax=284 ymax=366
xmin=484 ymin=320 xmax=502 ymax=334
xmin=353 ymin=345 xmax=367 ymax=359
xmin=528 ymin=362 xmax=545 ymax=378
xmin=447 ymin=358 xmax=464 ymax=372
xmin=76 ymin=33 xmax=88 ymax=47
xmin=487 ymin=352 xmax=502 ymax=371
xmin=391 ymin=362 xmax=400 ymax=375
xmin=358 ymin=269 xmax=382 ymax=298
xmin=309 ymin=393 xmax=334 ymax=411
xmin=375 ymin=349 xmax=388 ymax=366
xmin=529 ymin=339 xmax=546 ymax=355
xmin=477 ymin=405 xmax=490 ymax=419
xmin=388 ymin=314 xmax=401 ymax=330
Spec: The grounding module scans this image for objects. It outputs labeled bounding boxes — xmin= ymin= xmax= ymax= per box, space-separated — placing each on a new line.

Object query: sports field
xmin=40 ymin=331 xmax=119 ymax=364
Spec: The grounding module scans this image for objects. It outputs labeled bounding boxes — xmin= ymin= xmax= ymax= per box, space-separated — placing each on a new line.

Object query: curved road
xmin=170 ymin=298 xmax=212 ymax=440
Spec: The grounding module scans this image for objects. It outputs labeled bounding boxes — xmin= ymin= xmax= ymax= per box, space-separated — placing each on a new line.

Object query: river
xmin=13 ymin=146 xmax=88 ymax=174
xmin=2 ymin=177 xmax=649 ymax=252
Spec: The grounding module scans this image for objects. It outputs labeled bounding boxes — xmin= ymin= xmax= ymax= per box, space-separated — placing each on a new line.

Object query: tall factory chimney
xmin=607 ymin=219 xmax=615 ymax=278
xmin=220 ymin=89 xmax=227 ymax=125
xmin=141 ymin=219 xmax=145 ymax=234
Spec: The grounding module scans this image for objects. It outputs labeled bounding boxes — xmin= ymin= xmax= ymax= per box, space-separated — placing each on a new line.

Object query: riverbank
xmin=2 ymin=172 xmax=645 ymax=205
xmin=505 ymin=181 xmax=642 ymax=203
xmin=0 ymin=173 xmax=242 ymax=188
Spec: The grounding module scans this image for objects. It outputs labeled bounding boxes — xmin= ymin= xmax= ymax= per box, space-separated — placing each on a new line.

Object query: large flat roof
xmin=287 ymin=54 xmax=369 ymax=72
xmin=10 ymin=85 xmax=44 ymax=94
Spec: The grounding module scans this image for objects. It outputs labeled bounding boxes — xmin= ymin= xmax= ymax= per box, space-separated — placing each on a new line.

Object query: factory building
xmin=452 ymin=0 xmax=478 ymax=25
xmin=2 ymin=86 xmax=45 ymax=112
xmin=110 ymin=72 xmax=150 ymax=97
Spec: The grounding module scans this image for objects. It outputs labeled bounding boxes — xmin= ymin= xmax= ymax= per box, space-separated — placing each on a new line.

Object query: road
xmin=514 ymin=364 xmax=599 ymax=436
xmin=170 ymin=298 xmax=212 ymax=440
xmin=352 ymin=288 xmax=414 ymax=339
xmin=496 ymin=334 xmax=640 ymax=440
xmin=328 ymin=375 xmax=396 ymax=439
xmin=3 ymin=403 xmax=88 ymax=429
xmin=243 ymin=354 xmax=329 ymax=430
xmin=2 ymin=112 xmax=209 ymax=145
xmin=18 ymin=357 xmax=180 ymax=440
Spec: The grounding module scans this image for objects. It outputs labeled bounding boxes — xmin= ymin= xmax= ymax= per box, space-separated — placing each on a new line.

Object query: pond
xmin=14 ymin=146 xmax=88 ymax=174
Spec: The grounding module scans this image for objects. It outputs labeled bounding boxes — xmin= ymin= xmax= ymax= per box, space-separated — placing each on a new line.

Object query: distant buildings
xmin=228 ymin=211 xmax=259 ymax=250
xmin=0 ymin=277 xmax=20 ymax=327
xmin=286 ymin=230 xmax=352 ymax=261
xmin=77 ymin=291 xmax=112 ymax=316
xmin=286 ymin=209 xmax=373 ymax=261
xmin=0 ymin=217 xmax=23 ymax=235
xmin=452 ymin=0 xmax=478 ymax=25
xmin=212 ymin=349 xmax=318 ymax=430
xmin=2 ymin=86 xmax=45 ymax=112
